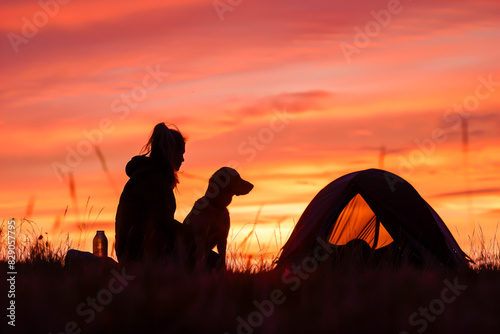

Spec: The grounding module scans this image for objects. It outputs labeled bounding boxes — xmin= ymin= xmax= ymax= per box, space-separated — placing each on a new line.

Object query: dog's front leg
xmin=216 ymin=239 xmax=227 ymax=269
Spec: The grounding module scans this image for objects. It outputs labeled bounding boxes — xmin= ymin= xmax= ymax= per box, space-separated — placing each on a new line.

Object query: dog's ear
xmin=210 ymin=167 xmax=236 ymax=189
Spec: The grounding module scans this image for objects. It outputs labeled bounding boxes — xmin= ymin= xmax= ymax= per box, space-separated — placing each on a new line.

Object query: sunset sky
xmin=1 ymin=0 xmax=499 ymax=259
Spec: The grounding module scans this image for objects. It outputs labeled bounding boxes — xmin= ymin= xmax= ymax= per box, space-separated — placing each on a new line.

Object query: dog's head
xmin=208 ymin=167 xmax=253 ymax=201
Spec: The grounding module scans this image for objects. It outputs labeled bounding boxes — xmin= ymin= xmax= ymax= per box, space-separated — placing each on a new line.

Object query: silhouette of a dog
xmin=184 ymin=167 xmax=253 ymax=269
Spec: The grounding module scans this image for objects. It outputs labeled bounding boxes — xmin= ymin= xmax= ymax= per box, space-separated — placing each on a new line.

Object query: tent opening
xmin=328 ymin=193 xmax=393 ymax=249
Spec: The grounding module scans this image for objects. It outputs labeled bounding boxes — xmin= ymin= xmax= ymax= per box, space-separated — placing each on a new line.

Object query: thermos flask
xmin=93 ymin=230 xmax=108 ymax=258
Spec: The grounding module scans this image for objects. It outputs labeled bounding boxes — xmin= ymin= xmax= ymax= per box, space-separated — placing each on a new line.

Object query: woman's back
xmin=115 ymin=155 xmax=176 ymax=263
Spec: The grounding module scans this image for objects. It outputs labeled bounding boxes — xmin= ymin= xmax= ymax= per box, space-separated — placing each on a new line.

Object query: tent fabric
xmin=277 ymin=169 xmax=470 ymax=269
xmin=328 ymin=193 xmax=393 ymax=249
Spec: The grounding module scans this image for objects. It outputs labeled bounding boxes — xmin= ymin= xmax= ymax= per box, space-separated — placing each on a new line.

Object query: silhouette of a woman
xmin=115 ymin=123 xmax=188 ymax=263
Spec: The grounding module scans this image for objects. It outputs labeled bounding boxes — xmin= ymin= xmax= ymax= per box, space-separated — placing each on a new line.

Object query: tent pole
xmin=373 ymin=217 xmax=380 ymax=250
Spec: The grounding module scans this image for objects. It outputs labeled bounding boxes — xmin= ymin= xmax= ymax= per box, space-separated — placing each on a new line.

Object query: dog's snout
xmin=236 ymin=179 xmax=254 ymax=196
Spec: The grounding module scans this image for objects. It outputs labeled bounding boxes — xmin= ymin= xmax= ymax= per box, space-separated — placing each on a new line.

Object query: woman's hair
xmin=140 ymin=123 xmax=187 ymax=187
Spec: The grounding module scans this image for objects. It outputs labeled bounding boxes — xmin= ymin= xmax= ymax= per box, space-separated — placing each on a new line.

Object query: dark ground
xmin=2 ymin=259 xmax=500 ymax=334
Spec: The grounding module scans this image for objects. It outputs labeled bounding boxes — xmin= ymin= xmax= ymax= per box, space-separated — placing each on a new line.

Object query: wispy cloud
xmin=432 ymin=188 xmax=500 ymax=198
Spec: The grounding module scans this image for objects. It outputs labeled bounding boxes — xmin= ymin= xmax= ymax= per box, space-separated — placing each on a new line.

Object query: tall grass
xmin=467 ymin=222 xmax=500 ymax=270
xmin=2 ymin=217 xmax=500 ymax=271
xmin=0 ymin=217 xmax=278 ymax=272
xmin=0 ymin=218 xmax=70 ymax=266
xmin=2 ymin=219 xmax=500 ymax=333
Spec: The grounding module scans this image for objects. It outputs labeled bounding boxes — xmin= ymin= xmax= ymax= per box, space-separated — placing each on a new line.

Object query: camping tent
xmin=277 ymin=169 xmax=470 ymax=269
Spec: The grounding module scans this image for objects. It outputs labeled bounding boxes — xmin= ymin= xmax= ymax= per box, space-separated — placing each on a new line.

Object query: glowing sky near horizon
xmin=1 ymin=0 xmax=499 ymax=258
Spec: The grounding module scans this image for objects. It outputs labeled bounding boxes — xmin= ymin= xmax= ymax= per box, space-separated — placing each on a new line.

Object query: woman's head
xmin=141 ymin=123 xmax=186 ymax=187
